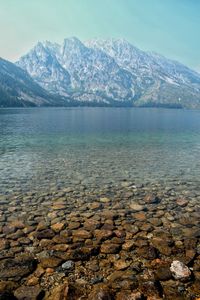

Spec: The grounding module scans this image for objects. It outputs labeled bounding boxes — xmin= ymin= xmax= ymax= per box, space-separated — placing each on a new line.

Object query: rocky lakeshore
xmin=0 ymin=181 xmax=200 ymax=300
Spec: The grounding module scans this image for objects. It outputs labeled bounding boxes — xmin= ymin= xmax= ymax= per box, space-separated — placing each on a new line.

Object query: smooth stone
xmin=0 ymin=239 xmax=9 ymax=251
xmin=170 ymin=260 xmax=191 ymax=280
xmin=45 ymin=281 xmax=68 ymax=300
xmin=130 ymin=203 xmax=144 ymax=211
xmin=40 ymin=257 xmax=62 ymax=268
xmin=88 ymin=284 xmax=114 ymax=300
xmin=35 ymin=229 xmax=55 ymax=240
xmin=51 ymin=223 xmax=65 ymax=232
xmin=94 ymin=229 xmax=113 ymax=241
xmin=176 ymin=198 xmax=188 ymax=207
xmin=0 ymin=256 xmax=37 ymax=281
xmin=101 ymin=243 xmax=121 ymax=254
xmin=61 ymin=260 xmax=75 ymax=270
xmin=155 ymin=266 xmax=172 ymax=281
xmin=114 ymin=260 xmax=130 ymax=270
xmin=72 ymin=229 xmax=92 ymax=239
xmin=100 ymin=197 xmax=110 ymax=203
xmin=14 ymin=285 xmax=44 ymax=300
xmin=144 ymin=194 xmax=161 ymax=204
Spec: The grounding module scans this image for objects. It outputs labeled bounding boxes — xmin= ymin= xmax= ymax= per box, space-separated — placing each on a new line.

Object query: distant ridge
xmin=1 ymin=37 xmax=200 ymax=108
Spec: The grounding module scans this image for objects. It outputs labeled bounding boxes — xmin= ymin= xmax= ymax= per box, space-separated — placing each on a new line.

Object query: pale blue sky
xmin=0 ymin=0 xmax=199 ymax=71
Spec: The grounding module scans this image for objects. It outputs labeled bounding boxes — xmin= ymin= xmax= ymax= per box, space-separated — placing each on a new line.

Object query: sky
xmin=0 ymin=0 xmax=199 ymax=71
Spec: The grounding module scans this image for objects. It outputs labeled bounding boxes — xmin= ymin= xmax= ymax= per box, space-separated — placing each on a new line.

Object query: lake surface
xmin=1 ymin=107 xmax=200 ymax=194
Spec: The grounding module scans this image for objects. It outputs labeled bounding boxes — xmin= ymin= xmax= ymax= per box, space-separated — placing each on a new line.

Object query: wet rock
xmin=139 ymin=281 xmax=161 ymax=298
xmin=144 ymin=194 xmax=161 ymax=204
xmin=87 ymin=260 xmax=100 ymax=272
xmin=0 ymin=291 xmax=17 ymax=300
xmin=107 ymin=270 xmax=137 ymax=287
xmin=40 ymin=257 xmax=62 ymax=268
xmin=61 ymin=260 xmax=75 ymax=270
xmin=116 ymin=291 xmax=143 ymax=300
xmin=176 ymin=198 xmax=188 ymax=207
xmin=51 ymin=244 xmax=69 ymax=251
xmin=68 ymin=222 xmax=80 ymax=230
xmin=0 ymin=239 xmax=9 ymax=251
xmin=130 ymin=203 xmax=144 ymax=211
xmin=45 ymin=281 xmax=68 ymax=300
xmin=100 ymin=197 xmax=110 ymax=203
xmin=14 ymin=285 xmax=44 ymax=300
xmin=151 ymin=238 xmax=172 ymax=256
xmin=0 ymin=257 xmax=37 ymax=281
xmin=35 ymin=229 xmax=55 ymax=240
xmin=134 ymin=212 xmax=146 ymax=221
xmin=72 ymin=229 xmax=92 ymax=239
xmin=101 ymin=243 xmax=121 ymax=254
xmin=155 ymin=266 xmax=172 ymax=281
xmin=114 ymin=260 xmax=130 ymax=270
xmin=122 ymin=241 xmax=135 ymax=251
xmin=84 ymin=219 xmax=100 ymax=230
xmin=137 ymin=246 xmax=158 ymax=260
xmin=88 ymin=284 xmax=114 ymax=300
xmin=94 ymin=229 xmax=113 ymax=241
xmin=51 ymin=223 xmax=65 ymax=232
xmin=170 ymin=260 xmax=191 ymax=280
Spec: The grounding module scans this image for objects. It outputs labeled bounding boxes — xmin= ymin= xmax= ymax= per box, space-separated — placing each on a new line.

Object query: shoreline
xmin=0 ymin=182 xmax=200 ymax=299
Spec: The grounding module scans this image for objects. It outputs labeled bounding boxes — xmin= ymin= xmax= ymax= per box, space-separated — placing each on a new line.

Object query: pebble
xmin=170 ymin=260 xmax=191 ymax=280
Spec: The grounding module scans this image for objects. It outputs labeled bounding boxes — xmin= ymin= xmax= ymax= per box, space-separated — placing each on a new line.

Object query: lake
xmin=1 ymin=107 xmax=200 ymax=194
xmin=1 ymin=107 xmax=200 ymax=298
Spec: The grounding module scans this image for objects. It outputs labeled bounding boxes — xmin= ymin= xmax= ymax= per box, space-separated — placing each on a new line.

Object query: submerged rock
xmin=0 ymin=256 xmax=37 ymax=281
xmin=14 ymin=285 xmax=44 ymax=300
xmin=88 ymin=284 xmax=114 ymax=300
xmin=170 ymin=260 xmax=191 ymax=280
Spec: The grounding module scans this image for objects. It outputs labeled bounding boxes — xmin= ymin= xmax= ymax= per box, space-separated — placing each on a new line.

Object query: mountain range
xmin=1 ymin=37 xmax=200 ymax=108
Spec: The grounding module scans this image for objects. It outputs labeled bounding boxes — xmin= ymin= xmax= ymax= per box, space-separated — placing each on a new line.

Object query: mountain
xmin=13 ymin=37 xmax=200 ymax=108
xmin=0 ymin=58 xmax=55 ymax=107
xmin=86 ymin=39 xmax=200 ymax=108
xmin=17 ymin=38 xmax=135 ymax=104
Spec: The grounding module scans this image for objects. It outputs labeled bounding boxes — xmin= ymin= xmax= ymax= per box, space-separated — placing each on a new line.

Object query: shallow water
xmin=1 ymin=107 xmax=200 ymax=194
xmin=1 ymin=107 xmax=200 ymax=299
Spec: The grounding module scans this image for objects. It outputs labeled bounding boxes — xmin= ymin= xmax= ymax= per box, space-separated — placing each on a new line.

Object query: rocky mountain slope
xmin=0 ymin=58 xmax=56 ymax=107
xmin=2 ymin=37 xmax=200 ymax=108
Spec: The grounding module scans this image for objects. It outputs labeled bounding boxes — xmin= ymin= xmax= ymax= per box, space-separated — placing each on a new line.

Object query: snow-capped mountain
xmin=16 ymin=37 xmax=200 ymax=108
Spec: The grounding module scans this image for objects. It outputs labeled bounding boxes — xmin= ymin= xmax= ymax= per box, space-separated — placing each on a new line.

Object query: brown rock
xmin=101 ymin=243 xmax=120 ymax=254
xmin=176 ymin=198 xmax=188 ymax=207
xmin=0 ymin=238 xmax=9 ymax=250
xmin=88 ymin=284 xmax=114 ymax=300
xmin=73 ymin=229 xmax=92 ymax=239
xmin=137 ymin=246 xmax=158 ymax=260
xmin=139 ymin=281 xmax=161 ymax=298
xmin=0 ymin=256 xmax=37 ymax=281
xmin=114 ymin=260 xmax=130 ymax=270
xmin=84 ymin=219 xmax=100 ymax=230
xmin=134 ymin=212 xmax=146 ymax=221
xmin=151 ymin=238 xmax=172 ymax=256
xmin=116 ymin=291 xmax=143 ymax=300
xmin=51 ymin=223 xmax=65 ymax=232
xmin=45 ymin=281 xmax=69 ymax=300
xmin=68 ymin=222 xmax=80 ymax=230
xmin=40 ymin=257 xmax=62 ymax=268
xmin=144 ymin=194 xmax=161 ymax=204
xmin=14 ymin=285 xmax=44 ymax=300
xmin=35 ymin=229 xmax=55 ymax=240
xmin=122 ymin=241 xmax=135 ymax=251
xmin=100 ymin=197 xmax=110 ymax=203
xmin=51 ymin=244 xmax=69 ymax=251
xmin=94 ymin=229 xmax=113 ymax=241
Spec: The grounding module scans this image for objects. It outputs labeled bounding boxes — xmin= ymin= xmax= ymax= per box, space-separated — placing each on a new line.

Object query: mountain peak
xmin=15 ymin=37 xmax=200 ymax=108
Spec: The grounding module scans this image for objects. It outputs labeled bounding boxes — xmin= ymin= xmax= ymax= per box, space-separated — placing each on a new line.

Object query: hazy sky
xmin=0 ymin=0 xmax=199 ymax=71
